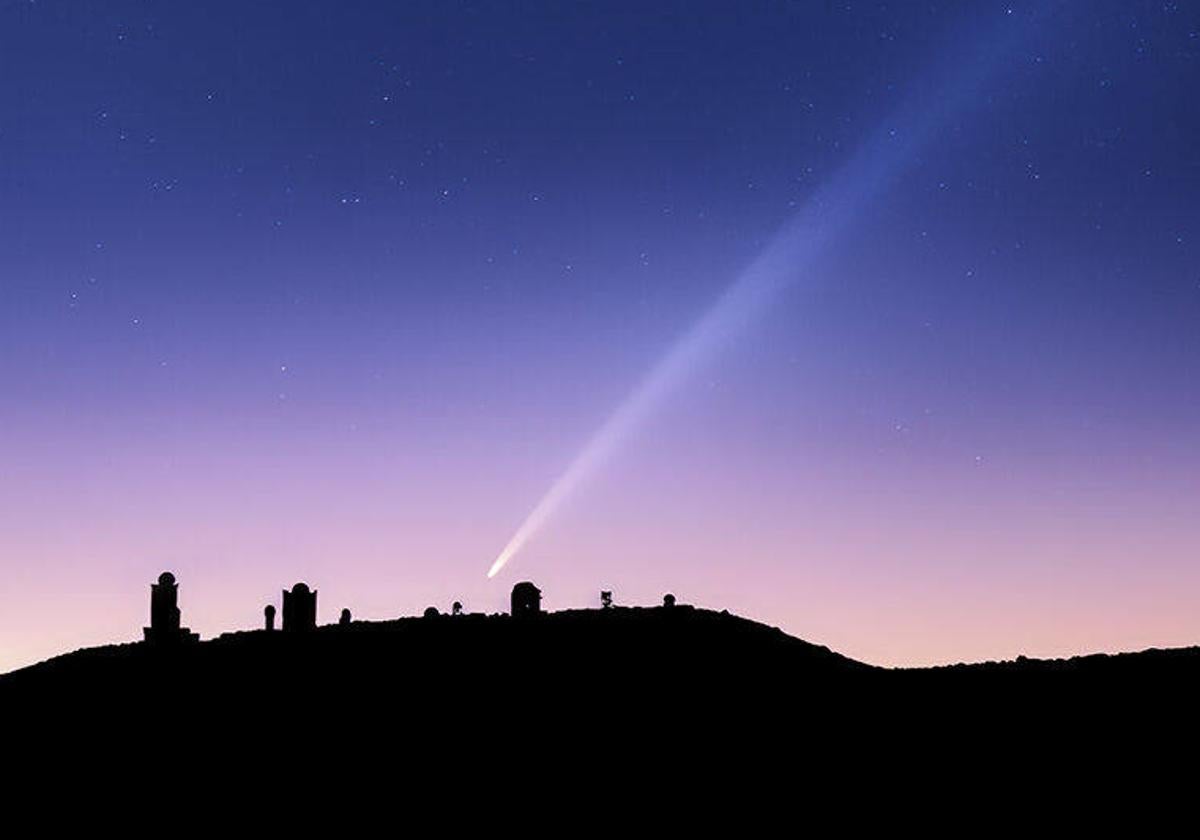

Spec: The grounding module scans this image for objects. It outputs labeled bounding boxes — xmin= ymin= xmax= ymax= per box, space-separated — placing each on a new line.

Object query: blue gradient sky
xmin=2 ymin=1 xmax=1198 ymax=671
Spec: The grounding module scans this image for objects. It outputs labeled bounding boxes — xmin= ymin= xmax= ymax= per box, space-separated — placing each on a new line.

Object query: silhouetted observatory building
xmin=511 ymin=581 xmax=542 ymax=617
xmin=282 ymin=582 xmax=317 ymax=632
xmin=143 ymin=571 xmax=199 ymax=644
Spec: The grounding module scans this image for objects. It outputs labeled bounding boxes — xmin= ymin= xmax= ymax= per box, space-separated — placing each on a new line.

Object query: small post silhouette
xmin=663 ymin=593 xmax=676 ymax=608
xmin=339 ymin=608 xmax=351 ymax=626
xmin=600 ymin=590 xmax=613 ymax=609
xmin=452 ymin=601 xmax=463 ymax=616
xmin=264 ymin=604 xmax=276 ymax=631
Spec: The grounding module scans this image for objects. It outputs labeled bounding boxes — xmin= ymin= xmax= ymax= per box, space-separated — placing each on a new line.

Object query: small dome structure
xmin=511 ymin=581 xmax=542 ymax=617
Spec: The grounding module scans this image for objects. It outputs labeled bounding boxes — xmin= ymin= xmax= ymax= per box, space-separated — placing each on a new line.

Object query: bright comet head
xmin=487 ymin=553 xmax=509 ymax=579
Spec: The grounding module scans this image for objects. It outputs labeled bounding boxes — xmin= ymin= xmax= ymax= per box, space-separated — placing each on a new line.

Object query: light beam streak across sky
xmin=487 ymin=7 xmax=1058 ymax=579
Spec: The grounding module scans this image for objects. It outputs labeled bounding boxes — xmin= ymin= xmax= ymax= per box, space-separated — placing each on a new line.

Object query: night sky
xmin=2 ymin=1 xmax=1198 ymax=672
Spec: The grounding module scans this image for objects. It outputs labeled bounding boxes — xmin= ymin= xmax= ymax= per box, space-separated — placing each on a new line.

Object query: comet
xmin=487 ymin=6 xmax=1059 ymax=579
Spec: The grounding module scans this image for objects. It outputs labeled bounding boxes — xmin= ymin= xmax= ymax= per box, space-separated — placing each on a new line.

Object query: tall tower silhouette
xmin=143 ymin=571 xmax=199 ymax=644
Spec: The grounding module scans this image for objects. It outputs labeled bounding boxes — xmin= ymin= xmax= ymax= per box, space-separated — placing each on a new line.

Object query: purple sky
xmin=2 ymin=1 xmax=1199 ymax=671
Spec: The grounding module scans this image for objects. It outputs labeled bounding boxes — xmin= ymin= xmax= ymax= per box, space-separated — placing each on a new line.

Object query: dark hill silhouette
xmin=2 ymin=603 xmax=874 ymax=715
xmin=4 ymin=588 xmax=1196 ymax=803
xmin=6 ymin=600 xmax=1198 ymax=730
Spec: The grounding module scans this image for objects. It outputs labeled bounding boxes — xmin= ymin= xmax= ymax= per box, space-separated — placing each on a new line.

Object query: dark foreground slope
xmin=3 ymin=604 xmax=1198 ymax=795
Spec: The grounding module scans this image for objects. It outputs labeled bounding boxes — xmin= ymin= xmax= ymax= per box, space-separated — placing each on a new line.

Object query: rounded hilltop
xmin=0 ymin=573 xmax=873 ymax=705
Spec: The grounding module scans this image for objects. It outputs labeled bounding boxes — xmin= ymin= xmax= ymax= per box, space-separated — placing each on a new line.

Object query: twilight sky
xmin=2 ymin=1 xmax=1198 ymax=672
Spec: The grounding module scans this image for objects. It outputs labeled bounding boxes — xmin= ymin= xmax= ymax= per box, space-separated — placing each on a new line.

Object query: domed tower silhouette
xmin=510 ymin=581 xmax=542 ymax=617
xmin=282 ymin=582 xmax=317 ymax=632
xmin=143 ymin=571 xmax=198 ymax=644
